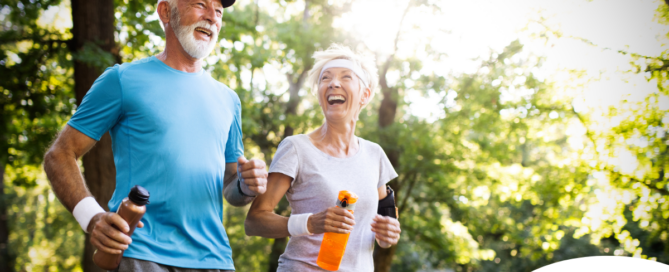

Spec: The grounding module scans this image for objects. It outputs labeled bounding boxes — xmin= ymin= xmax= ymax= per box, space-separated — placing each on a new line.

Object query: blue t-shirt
xmin=68 ymin=56 xmax=243 ymax=270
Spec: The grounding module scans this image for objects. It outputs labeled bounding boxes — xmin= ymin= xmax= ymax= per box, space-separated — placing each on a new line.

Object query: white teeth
xmin=328 ymin=95 xmax=345 ymax=102
xmin=196 ymin=28 xmax=211 ymax=36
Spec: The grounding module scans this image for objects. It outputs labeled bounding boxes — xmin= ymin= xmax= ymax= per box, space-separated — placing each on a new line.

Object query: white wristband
xmin=73 ymin=197 xmax=106 ymax=233
xmin=287 ymin=213 xmax=313 ymax=237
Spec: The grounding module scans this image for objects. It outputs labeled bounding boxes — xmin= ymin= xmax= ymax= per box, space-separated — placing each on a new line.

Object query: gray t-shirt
xmin=270 ymin=134 xmax=398 ymax=272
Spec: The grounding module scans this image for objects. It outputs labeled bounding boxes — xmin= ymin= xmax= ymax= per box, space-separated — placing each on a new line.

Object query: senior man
xmin=43 ymin=0 xmax=267 ymax=271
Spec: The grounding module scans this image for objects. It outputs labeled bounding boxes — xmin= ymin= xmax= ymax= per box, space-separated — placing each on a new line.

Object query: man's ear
xmin=157 ymin=1 xmax=172 ymax=28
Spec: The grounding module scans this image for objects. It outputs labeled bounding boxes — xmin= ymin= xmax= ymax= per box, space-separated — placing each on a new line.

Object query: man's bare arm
xmin=44 ymin=125 xmax=134 ymax=254
xmin=43 ymin=124 xmax=97 ymax=212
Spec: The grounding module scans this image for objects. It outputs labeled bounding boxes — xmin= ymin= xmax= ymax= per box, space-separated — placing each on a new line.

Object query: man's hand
xmin=88 ymin=212 xmax=144 ymax=254
xmin=237 ymin=156 xmax=268 ymax=196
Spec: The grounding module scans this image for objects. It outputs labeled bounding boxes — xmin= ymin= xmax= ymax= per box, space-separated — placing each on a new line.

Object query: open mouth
xmin=327 ymin=95 xmax=346 ymax=105
xmin=195 ymin=27 xmax=212 ymax=37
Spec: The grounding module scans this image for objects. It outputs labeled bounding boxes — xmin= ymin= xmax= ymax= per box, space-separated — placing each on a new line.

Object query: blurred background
xmin=1 ymin=0 xmax=668 ymax=271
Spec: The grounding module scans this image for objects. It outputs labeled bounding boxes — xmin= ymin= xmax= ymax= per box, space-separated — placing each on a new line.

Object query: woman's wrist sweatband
xmin=288 ymin=213 xmax=313 ymax=237
xmin=73 ymin=196 xmax=106 ymax=233
xmin=378 ymin=185 xmax=398 ymax=219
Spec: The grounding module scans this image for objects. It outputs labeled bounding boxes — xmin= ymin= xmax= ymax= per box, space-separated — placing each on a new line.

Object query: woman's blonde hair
xmin=306 ymin=44 xmax=379 ymax=103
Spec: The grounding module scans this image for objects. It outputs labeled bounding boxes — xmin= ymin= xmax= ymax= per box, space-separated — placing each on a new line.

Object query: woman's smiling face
xmin=318 ymin=67 xmax=371 ymax=123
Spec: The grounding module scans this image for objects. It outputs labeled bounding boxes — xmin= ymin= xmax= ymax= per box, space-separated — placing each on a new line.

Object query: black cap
xmin=128 ymin=185 xmax=150 ymax=206
xmin=159 ymin=0 xmax=235 ymax=9
xmin=221 ymin=0 xmax=235 ymax=8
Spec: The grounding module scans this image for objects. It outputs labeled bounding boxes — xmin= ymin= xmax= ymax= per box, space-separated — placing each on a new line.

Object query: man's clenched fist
xmin=237 ymin=156 xmax=268 ymax=196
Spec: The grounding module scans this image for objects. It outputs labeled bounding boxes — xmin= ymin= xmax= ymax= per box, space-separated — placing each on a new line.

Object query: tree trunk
xmin=266 ymin=196 xmax=290 ymax=272
xmin=81 ymin=133 xmax=116 ymax=272
xmin=0 ymin=163 xmax=13 ymax=272
xmin=373 ymin=1 xmax=414 ymax=268
xmin=282 ymin=70 xmax=308 ymax=139
xmin=373 ymin=245 xmax=398 ymax=272
xmin=377 ymin=83 xmax=400 ymax=168
xmin=71 ymin=1 xmax=118 ymax=271
xmin=374 ymin=73 xmax=400 ymax=272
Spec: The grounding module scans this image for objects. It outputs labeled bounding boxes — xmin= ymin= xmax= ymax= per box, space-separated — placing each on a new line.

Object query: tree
xmin=0 ymin=0 xmax=78 ymax=270
xmin=358 ymin=37 xmax=608 ymax=272
xmin=370 ymin=0 xmax=413 ymax=269
xmin=69 ymin=1 xmax=119 ymax=271
xmin=563 ymin=0 xmax=669 ymax=264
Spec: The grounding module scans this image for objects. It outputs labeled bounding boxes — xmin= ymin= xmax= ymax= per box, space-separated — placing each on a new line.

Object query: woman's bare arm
xmin=244 ymin=172 xmax=293 ymax=238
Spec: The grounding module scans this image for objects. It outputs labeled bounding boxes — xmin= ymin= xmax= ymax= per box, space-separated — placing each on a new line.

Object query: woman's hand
xmin=371 ymin=215 xmax=401 ymax=248
xmin=308 ymin=207 xmax=356 ymax=234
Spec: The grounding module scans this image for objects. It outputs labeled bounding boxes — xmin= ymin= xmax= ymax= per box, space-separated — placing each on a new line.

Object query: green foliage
xmin=1 ymin=1 xmax=79 ymax=270
xmin=5 ymin=166 xmax=84 ymax=272
xmin=71 ymin=42 xmax=115 ymax=73
xmin=114 ymin=0 xmax=165 ymax=60
xmin=355 ymin=39 xmax=604 ymax=271
xmin=224 ymin=205 xmax=272 ymax=271
xmin=570 ymin=0 xmax=669 ymax=265
xmin=0 ymin=0 xmax=74 ymax=168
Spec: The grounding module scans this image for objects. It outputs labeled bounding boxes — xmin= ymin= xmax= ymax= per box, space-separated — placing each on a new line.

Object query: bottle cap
xmin=336 ymin=190 xmax=358 ymax=211
xmin=128 ymin=185 xmax=150 ymax=206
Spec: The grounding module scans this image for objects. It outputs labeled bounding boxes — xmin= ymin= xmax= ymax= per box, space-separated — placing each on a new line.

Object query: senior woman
xmin=245 ymin=44 xmax=401 ymax=271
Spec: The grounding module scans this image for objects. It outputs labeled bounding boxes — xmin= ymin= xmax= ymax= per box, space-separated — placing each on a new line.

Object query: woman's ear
xmin=360 ymin=86 xmax=372 ymax=106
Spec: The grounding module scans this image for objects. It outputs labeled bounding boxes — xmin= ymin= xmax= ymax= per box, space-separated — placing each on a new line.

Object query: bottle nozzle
xmin=128 ymin=185 xmax=150 ymax=206
xmin=336 ymin=191 xmax=358 ymax=210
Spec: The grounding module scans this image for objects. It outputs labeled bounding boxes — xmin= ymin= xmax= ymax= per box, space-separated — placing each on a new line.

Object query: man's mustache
xmin=188 ymin=20 xmax=218 ymax=36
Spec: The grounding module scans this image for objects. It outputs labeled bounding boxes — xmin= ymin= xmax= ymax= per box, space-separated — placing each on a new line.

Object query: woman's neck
xmin=309 ymin=119 xmax=359 ymax=158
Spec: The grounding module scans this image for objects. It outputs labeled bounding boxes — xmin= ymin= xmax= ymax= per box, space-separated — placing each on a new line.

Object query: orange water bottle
xmin=317 ymin=190 xmax=358 ymax=271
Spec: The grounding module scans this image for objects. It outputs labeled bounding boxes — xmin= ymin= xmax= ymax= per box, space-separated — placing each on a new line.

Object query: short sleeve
xmin=67 ymin=65 xmax=123 ymax=141
xmin=224 ymin=91 xmax=244 ymax=163
xmin=269 ymin=138 xmax=299 ymax=179
xmin=377 ymin=145 xmax=398 ymax=188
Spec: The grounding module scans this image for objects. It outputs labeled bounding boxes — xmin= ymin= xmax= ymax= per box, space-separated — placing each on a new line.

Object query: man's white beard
xmin=170 ymin=6 xmax=218 ymax=59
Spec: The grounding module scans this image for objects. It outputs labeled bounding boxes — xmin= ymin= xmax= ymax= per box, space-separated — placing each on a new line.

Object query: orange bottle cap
xmin=336 ymin=190 xmax=358 ymax=210
xmin=338 ymin=190 xmax=358 ymax=204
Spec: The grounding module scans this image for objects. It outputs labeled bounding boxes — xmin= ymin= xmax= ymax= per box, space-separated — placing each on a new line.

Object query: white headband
xmin=318 ymin=59 xmax=369 ymax=87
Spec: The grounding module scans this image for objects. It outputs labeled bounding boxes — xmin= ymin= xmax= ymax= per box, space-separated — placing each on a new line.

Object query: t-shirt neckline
xmin=151 ymin=56 xmax=206 ymax=77
xmin=299 ymin=134 xmax=364 ymax=161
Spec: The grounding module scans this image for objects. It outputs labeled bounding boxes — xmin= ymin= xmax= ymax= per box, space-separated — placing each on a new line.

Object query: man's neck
xmin=156 ymin=27 xmax=203 ymax=73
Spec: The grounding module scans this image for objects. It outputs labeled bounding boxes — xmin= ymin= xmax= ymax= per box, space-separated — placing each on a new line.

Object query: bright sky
xmin=336 ymin=0 xmax=669 ymax=121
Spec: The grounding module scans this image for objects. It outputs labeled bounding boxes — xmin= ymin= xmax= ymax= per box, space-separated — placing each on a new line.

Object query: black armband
xmin=378 ymin=185 xmax=398 ymax=219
